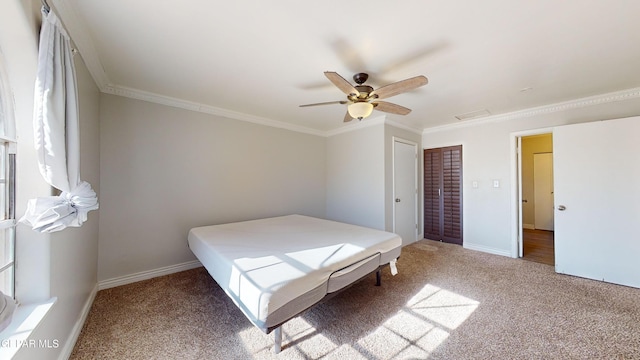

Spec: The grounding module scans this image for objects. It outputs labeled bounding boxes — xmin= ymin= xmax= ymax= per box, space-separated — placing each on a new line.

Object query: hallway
xmin=523 ymin=229 xmax=554 ymax=266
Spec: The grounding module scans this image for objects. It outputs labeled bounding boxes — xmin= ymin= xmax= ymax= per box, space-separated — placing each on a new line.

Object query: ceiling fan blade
xmin=324 ymin=71 xmax=359 ymax=96
xmin=370 ymin=75 xmax=428 ymax=100
xmin=378 ymin=42 xmax=448 ymax=75
xmin=299 ymin=100 xmax=348 ymax=107
xmin=373 ymin=101 xmax=412 ymax=115
xmin=330 ymin=38 xmax=368 ymax=74
xmin=344 ymin=111 xmax=353 ymax=122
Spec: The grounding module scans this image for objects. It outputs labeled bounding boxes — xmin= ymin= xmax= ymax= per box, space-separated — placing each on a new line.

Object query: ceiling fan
xmin=300 ymin=72 xmax=428 ymax=122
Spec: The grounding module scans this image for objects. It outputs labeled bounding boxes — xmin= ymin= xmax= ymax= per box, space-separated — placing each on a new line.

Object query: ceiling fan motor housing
xmin=353 ymin=72 xmax=369 ymax=85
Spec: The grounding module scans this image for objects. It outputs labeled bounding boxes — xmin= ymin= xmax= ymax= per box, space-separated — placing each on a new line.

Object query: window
xmin=0 ymin=55 xmax=16 ymax=298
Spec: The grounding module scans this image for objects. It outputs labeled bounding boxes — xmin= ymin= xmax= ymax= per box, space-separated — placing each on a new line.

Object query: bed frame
xmin=267 ymin=262 xmax=390 ymax=352
xmin=187 ymin=215 xmax=401 ymax=353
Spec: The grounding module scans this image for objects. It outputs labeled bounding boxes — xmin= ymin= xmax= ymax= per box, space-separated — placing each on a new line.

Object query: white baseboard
xmin=59 ymin=261 xmax=203 ymax=358
xmin=523 ymin=223 xmax=535 ymax=230
xmin=98 ymin=260 xmax=203 ymax=290
xmin=463 ymin=242 xmax=512 ymax=257
xmin=58 ymin=284 xmax=98 ymax=360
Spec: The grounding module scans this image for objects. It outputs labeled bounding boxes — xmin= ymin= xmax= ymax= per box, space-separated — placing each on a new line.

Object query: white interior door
xmin=393 ymin=139 xmax=418 ymax=246
xmin=554 ymin=116 xmax=640 ymax=288
xmin=533 ymin=153 xmax=554 ymax=230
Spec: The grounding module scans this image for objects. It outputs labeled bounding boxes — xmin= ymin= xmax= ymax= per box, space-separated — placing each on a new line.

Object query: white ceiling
xmin=56 ymin=0 xmax=640 ymax=134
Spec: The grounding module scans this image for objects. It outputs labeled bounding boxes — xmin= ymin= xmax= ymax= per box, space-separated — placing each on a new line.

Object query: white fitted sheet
xmin=188 ymin=215 xmax=401 ymax=331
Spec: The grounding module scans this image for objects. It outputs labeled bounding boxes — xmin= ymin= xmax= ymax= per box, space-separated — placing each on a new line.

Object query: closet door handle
xmin=557 ymin=205 xmax=566 ymax=211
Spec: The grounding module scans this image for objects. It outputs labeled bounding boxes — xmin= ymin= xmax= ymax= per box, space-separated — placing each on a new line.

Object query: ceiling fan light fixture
xmin=348 ymin=102 xmax=374 ymax=120
xmin=300 ymin=71 xmax=428 ymax=122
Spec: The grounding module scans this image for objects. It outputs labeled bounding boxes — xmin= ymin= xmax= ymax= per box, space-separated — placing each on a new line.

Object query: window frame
xmin=0 ymin=54 xmax=17 ymax=299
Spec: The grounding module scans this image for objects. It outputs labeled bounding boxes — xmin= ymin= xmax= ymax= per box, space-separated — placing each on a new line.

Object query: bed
xmin=187 ymin=214 xmax=402 ymax=353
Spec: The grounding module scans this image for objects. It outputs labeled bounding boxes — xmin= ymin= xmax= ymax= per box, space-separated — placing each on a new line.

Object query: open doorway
xmin=519 ymin=133 xmax=554 ymax=265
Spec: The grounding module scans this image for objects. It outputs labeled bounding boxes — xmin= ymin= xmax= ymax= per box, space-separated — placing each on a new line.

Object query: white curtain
xmin=19 ymin=8 xmax=98 ymax=233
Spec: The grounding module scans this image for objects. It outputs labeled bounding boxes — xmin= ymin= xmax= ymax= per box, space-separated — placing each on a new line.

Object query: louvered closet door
xmin=423 ymin=149 xmax=441 ymax=239
xmin=424 ymin=146 xmax=463 ymax=245
xmin=442 ymin=146 xmax=462 ymax=244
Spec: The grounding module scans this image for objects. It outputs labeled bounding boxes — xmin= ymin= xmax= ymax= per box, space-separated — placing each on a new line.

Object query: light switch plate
xmin=493 ymin=180 xmax=500 ymax=188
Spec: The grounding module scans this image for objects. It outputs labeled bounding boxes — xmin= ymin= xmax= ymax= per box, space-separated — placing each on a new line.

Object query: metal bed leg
xmin=376 ymin=269 xmax=381 ymax=286
xmin=274 ymin=326 xmax=282 ymax=353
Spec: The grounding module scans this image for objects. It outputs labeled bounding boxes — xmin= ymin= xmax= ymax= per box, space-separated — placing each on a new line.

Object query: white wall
xmin=325 ymin=120 xmax=423 ymax=237
xmin=1 ymin=1 xmax=101 ymax=358
xmin=98 ymin=94 xmax=326 ymax=282
xmin=325 ymin=122 xmax=385 ymax=230
xmin=423 ymin=96 xmax=640 ymax=256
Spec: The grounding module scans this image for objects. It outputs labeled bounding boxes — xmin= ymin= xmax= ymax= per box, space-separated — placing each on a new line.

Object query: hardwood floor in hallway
xmin=522 ymin=229 xmax=554 ymax=266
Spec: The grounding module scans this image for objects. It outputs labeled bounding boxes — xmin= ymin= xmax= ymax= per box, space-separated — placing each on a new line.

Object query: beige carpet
xmin=71 ymin=240 xmax=640 ymax=359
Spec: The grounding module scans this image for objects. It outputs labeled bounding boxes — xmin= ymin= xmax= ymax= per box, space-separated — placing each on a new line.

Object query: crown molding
xmin=104 ymin=85 xmax=327 ymax=137
xmin=323 ymin=115 xmax=386 ymax=137
xmin=106 ymin=83 xmax=424 ymax=138
xmin=321 ymin=115 xmax=423 ymax=137
xmin=105 ymin=83 xmax=640 ymax=138
xmin=385 ymin=118 xmax=423 ymax=135
xmin=101 ymin=81 xmax=640 ymax=139
xmin=105 ymin=84 xmax=424 ymax=137
xmin=423 ymin=87 xmax=640 ymax=134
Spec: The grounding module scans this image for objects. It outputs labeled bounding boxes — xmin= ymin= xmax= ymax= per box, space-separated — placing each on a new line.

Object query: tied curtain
xmin=19 ymin=8 xmax=98 ymax=233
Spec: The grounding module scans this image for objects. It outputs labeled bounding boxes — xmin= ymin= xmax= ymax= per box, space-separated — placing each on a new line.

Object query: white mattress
xmin=188 ymin=215 xmax=402 ymax=331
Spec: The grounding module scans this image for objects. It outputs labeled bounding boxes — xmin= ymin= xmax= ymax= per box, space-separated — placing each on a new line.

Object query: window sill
xmin=0 ymin=298 xmax=57 ymax=359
